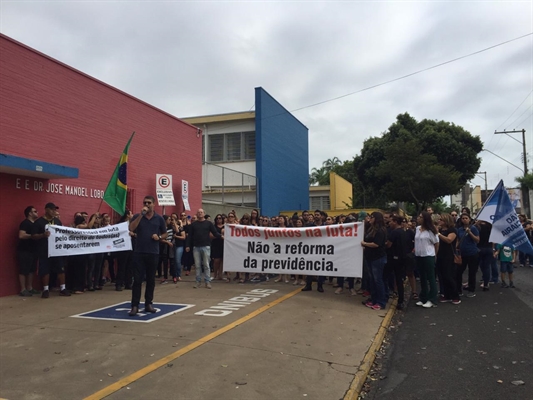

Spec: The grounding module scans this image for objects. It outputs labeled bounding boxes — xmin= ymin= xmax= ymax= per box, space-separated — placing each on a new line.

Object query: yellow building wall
xmin=329 ymin=172 xmax=352 ymax=210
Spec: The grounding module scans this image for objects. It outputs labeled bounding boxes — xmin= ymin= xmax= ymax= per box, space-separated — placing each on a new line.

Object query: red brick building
xmin=0 ymin=34 xmax=201 ymax=296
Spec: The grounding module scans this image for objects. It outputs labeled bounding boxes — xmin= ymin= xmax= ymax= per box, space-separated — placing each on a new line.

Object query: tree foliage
xmin=309 ymin=157 xmax=342 ymax=185
xmin=354 ymin=113 xmax=483 ymax=213
xmin=516 ymin=173 xmax=533 ymax=190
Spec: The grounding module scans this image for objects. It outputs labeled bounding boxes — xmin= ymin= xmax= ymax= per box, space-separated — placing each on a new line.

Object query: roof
xmin=181 ymin=111 xmax=256 ymax=125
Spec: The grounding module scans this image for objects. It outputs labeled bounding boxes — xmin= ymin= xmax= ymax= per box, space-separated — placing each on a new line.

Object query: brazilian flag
xmin=103 ymin=132 xmax=135 ymax=215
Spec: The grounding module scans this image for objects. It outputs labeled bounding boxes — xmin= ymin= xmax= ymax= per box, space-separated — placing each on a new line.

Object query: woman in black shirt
xmin=361 ymin=212 xmax=388 ymax=310
xmin=436 ymin=213 xmax=460 ymax=304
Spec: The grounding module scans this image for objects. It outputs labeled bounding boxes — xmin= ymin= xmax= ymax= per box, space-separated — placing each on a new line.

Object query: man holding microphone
xmin=128 ymin=195 xmax=167 ymax=316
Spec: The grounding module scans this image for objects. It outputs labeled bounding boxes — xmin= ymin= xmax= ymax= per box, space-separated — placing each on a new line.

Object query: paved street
xmin=367 ymin=266 xmax=533 ymax=400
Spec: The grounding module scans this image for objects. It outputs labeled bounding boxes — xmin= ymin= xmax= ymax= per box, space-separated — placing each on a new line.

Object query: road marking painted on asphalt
xmin=84 ymin=287 xmax=303 ymax=400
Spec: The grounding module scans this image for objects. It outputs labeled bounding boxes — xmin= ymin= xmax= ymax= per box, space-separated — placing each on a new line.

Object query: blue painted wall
xmin=255 ymin=87 xmax=309 ymax=216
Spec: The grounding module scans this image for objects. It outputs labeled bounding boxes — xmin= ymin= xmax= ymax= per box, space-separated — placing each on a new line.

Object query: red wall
xmin=0 ymin=35 xmax=202 ymax=296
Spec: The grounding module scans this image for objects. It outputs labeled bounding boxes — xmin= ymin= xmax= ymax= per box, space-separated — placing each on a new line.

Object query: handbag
xmin=453 ymin=227 xmax=468 ymax=265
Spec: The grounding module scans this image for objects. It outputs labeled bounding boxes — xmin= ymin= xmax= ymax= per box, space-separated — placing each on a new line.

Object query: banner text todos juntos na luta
xmin=223 ymin=223 xmax=363 ymax=277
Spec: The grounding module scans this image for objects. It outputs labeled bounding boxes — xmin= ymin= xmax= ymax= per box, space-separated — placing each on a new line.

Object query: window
xmin=244 ymin=132 xmax=255 ymax=160
xmin=209 ymin=135 xmax=224 ymax=162
xmin=310 ymin=196 xmax=330 ymax=210
xmin=226 ymin=132 xmax=241 ymax=161
xmin=208 ymin=132 xmax=255 ymax=162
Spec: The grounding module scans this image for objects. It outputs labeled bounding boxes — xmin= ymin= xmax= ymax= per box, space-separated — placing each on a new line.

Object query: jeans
xmin=390 ymin=258 xmax=405 ymax=305
xmin=93 ymin=253 xmax=104 ymax=288
xmin=417 ymin=256 xmax=437 ymax=304
xmin=131 ymin=253 xmax=158 ymax=307
xmin=70 ymin=254 xmax=86 ymax=292
xmin=193 ymin=246 xmax=211 ymax=283
xmin=437 ymin=257 xmax=459 ymax=300
xmin=383 ymin=260 xmax=394 ymax=299
xmin=478 ymin=247 xmax=493 ymax=286
xmin=368 ymin=256 xmax=387 ymax=308
xmin=86 ymin=254 xmax=95 ymax=289
xmin=158 ymin=256 xmax=169 ymax=279
xmin=174 ymin=246 xmax=184 ymax=278
xmin=336 ymin=277 xmax=354 ymax=290
xmin=490 ymin=255 xmax=499 ymax=283
xmin=519 ymin=251 xmax=532 ymax=266
xmin=361 ymin=258 xmax=371 ymax=291
xmin=457 ymin=254 xmax=479 ymax=293
xmin=116 ymin=250 xmax=132 ymax=288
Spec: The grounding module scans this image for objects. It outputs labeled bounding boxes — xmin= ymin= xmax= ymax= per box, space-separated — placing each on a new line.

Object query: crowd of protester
xmin=16 ymin=202 xmax=533 ymax=315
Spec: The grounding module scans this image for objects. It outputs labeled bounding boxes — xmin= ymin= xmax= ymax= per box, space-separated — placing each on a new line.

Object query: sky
xmin=1 ymin=0 xmax=532 ymax=192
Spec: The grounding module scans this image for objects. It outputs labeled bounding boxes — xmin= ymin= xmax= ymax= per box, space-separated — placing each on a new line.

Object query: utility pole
xmin=476 ymin=171 xmax=488 ymax=203
xmin=494 ymin=129 xmax=529 ymax=216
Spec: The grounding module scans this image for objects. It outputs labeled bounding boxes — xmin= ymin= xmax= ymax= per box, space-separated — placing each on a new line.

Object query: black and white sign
xmin=156 ymin=174 xmax=176 ymax=206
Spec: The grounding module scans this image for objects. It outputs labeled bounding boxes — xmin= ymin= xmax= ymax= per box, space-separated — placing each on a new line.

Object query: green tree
xmin=309 ymin=157 xmax=342 ymax=185
xmin=355 ymin=113 xmax=483 ymax=213
xmin=516 ymin=173 xmax=533 ymax=190
xmin=309 ymin=166 xmax=328 ymax=185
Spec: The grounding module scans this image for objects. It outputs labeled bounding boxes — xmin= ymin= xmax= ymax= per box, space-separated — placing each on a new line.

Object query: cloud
xmin=1 ymin=1 xmax=531 ymax=191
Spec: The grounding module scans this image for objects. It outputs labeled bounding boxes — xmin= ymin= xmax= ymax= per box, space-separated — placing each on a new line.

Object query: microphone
xmin=141 ymin=210 xmax=147 ymax=216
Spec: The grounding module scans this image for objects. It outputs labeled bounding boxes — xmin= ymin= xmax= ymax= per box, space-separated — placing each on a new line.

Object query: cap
xmin=358 ymin=211 xmax=367 ymax=219
xmin=45 ymin=202 xmax=59 ymax=210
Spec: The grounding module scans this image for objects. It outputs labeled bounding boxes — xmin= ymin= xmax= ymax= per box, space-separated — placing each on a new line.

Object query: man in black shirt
xmin=386 ymin=216 xmax=410 ymax=310
xmin=128 ymin=195 xmax=167 ymax=316
xmin=18 ymin=206 xmax=39 ymax=296
xmin=302 ymin=209 xmax=326 ymax=292
xmin=185 ymin=208 xmax=222 ymax=289
xmin=31 ymin=202 xmax=71 ymax=298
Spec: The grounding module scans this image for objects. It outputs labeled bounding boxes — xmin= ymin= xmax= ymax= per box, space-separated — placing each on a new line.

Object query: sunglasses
xmin=143 ymin=201 xmax=152 ymax=205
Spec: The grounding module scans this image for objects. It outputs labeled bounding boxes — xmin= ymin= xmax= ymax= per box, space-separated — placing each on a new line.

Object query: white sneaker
xmin=422 ymin=301 xmax=437 ymax=308
xmin=415 ymin=301 xmax=424 ymax=306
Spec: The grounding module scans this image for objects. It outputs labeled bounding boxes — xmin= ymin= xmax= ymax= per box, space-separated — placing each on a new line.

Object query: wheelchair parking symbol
xmin=71 ymin=301 xmax=195 ymax=323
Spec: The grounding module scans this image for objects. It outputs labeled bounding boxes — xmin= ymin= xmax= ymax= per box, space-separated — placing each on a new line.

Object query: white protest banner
xmin=223 ymin=222 xmax=364 ymax=277
xmin=47 ymin=222 xmax=132 ymax=257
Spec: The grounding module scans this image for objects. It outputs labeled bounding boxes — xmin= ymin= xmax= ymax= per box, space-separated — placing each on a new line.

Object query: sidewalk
xmin=0 ymin=279 xmax=391 ymax=400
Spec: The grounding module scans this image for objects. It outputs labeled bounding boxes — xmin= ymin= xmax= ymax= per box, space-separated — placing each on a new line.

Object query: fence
xmin=202 ymin=162 xmax=258 ymax=207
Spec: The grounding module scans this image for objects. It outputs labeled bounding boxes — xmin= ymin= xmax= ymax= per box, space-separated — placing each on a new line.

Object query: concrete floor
xmin=0 ymin=278 xmax=387 ymax=400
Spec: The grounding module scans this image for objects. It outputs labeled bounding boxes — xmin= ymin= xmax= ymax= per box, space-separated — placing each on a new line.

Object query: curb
xmin=344 ymin=297 xmax=398 ymax=400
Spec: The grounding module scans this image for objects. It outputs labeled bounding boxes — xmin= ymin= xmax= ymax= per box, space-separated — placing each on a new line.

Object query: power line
xmin=496 ymin=90 xmax=533 ymax=130
xmin=516 ymin=111 xmax=533 ymax=128
xmin=192 ymin=32 xmax=532 ymax=154
xmin=290 ymin=32 xmax=532 ymax=113
xmin=481 ymin=149 xmax=524 ymax=173
xmin=508 ymin=104 xmax=533 ymax=129
xmin=485 ymin=89 xmax=533 ymax=153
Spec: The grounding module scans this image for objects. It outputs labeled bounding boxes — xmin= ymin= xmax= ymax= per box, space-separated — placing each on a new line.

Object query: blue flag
xmin=488 ymin=180 xmax=533 ymax=255
xmin=475 ymin=180 xmax=503 ymax=223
